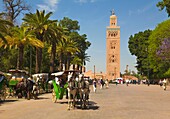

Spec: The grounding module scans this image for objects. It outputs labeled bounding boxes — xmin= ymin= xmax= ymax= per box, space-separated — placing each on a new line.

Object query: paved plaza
xmin=1 ymin=84 xmax=170 ymax=119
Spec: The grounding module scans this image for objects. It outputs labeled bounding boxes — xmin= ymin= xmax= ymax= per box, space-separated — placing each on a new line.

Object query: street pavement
xmin=1 ymin=84 xmax=170 ymax=119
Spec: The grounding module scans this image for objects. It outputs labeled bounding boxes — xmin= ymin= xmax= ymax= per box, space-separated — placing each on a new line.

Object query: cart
xmin=8 ymin=69 xmax=29 ymax=96
xmin=51 ymin=70 xmax=80 ymax=103
xmin=0 ymin=71 xmax=7 ymax=101
xmin=51 ymin=71 xmax=68 ymax=103
xmin=32 ymin=73 xmax=50 ymax=93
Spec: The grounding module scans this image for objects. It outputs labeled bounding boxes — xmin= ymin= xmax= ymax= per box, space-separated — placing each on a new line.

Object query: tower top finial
xmin=111 ymin=9 xmax=115 ymax=15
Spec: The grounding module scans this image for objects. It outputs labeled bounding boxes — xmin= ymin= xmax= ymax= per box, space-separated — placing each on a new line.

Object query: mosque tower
xmin=106 ymin=10 xmax=120 ymax=80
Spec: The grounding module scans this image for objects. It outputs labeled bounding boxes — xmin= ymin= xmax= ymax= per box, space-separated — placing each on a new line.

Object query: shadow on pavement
xmin=36 ymin=97 xmax=50 ymax=100
xmin=56 ymin=100 xmax=99 ymax=110
xmin=76 ymin=100 xmax=99 ymax=110
xmin=0 ymin=99 xmax=18 ymax=105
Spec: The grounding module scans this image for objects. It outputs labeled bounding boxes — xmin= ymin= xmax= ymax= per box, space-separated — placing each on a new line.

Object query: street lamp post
xmin=94 ymin=65 xmax=95 ymax=79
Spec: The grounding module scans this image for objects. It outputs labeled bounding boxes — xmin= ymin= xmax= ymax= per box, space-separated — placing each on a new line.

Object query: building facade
xmin=106 ymin=10 xmax=120 ymax=80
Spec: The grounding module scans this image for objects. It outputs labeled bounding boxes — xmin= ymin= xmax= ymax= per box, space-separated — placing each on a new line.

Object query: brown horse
xmin=15 ymin=79 xmax=37 ymax=99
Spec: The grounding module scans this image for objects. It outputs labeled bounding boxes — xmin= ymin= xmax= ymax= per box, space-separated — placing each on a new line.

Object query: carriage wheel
xmin=52 ymin=89 xmax=57 ymax=103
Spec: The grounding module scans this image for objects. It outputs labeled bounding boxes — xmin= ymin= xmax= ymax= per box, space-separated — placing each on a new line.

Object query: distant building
xmin=106 ymin=10 xmax=120 ymax=80
xmin=123 ymin=75 xmax=138 ymax=81
xmin=84 ymin=10 xmax=120 ymax=80
xmin=84 ymin=70 xmax=106 ymax=79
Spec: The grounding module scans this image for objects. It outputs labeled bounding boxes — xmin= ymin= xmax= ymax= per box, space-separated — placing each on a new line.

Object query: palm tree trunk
xmin=59 ymin=59 xmax=62 ymax=71
xmin=36 ymin=34 xmax=43 ymax=73
xmin=66 ymin=54 xmax=71 ymax=70
xmin=50 ymin=43 xmax=56 ymax=73
xmin=59 ymin=53 xmax=62 ymax=71
xmin=77 ymin=65 xmax=80 ymax=71
xmin=80 ymin=66 xmax=83 ymax=73
xmin=73 ymin=64 xmax=75 ymax=70
xmin=36 ymin=48 xmax=41 ymax=73
xmin=17 ymin=45 xmax=24 ymax=70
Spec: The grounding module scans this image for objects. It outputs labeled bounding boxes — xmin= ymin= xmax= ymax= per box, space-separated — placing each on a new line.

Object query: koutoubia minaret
xmin=106 ymin=10 xmax=120 ymax=80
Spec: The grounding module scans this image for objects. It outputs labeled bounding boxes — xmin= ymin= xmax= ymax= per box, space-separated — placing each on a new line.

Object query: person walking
xmin=126 ymin=79 xmax=129 ymax=86
xmin=162 ymin=78 xmax=167 ymax=90
xmin=147 ymin=80 xmax=150 ymax=86
xmin=100 ymin=79 xmax=105 ymax=89
xmin=159 ymin=79 xmax=163 ymax=87
xmin=105 ymin=79 xmax=109 ymax=88
xmin=93 ymin=79 xmax=97 ymax=93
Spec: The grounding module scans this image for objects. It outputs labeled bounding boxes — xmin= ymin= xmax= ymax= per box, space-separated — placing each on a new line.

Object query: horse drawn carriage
xmin=32 ymin=73 xmax=50 ymax=93
xmin=51 ymin=70 xmax=90 ymax=110
xmin=0 ymin=71 xmax=8 ymax=101
xmin=51 ymin=71 xmax=69 ymax=103
xmin=8 ymin=69 xmax=37 ymax=99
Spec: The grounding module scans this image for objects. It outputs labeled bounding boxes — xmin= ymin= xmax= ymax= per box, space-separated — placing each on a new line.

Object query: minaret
xmin=106 ymin=10 xmax=120 ymax=80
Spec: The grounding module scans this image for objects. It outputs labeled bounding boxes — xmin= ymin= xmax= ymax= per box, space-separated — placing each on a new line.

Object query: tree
xmin=56 ymin=38 xmax=80 ymax=71
xmin=128 ymin=30 xmax=152 ymax=77
xmin=0 ymin=13 xmax=14 ymax=72
xmin=59 ymin=17 xmax=80 ymax=33
xmin=47 ymin=22 xmax=68 ymax=73
xmin=157 ymin=0 xmax=170 ymax=17
xmin=3 ymin=0 xmax=29 ymax=24
xmin=5 ymin=26 xmax=44 ymax=69
xmin=0 ymin=13 xmax=13 ymax=44
xmin=148 ymin=19 xmax=170 ymax=78
xmin=23 ymin=10 xmax=57 ymax=73
xmin=59 ymin=18 xmax=91 ymax=71
xmin=71 ymin=33 xmax=91 ymax=71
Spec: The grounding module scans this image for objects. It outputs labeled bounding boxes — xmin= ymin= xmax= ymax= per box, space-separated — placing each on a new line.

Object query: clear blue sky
xmin=0 ymin=0 xmax=168 ymax=73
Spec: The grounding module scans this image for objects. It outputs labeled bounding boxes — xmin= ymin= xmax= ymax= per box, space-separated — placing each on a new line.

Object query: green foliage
xmin=0 ymin=9 xmax=91 ymax=74
xmin=59 ymin=18 xmax=91 ymax=70
xmin=148 ymin=19 xmax=170 ymax=78
xmin=59 ymin=17 xmax=80 ymax=32
xmin=157 ymin=0 xmax=170 ymax=17
xmin=128 ymin=29 xmax=152 ymax=77
xmin=0 ymin=48 xmax=17 ymax=72
xmin=41 ymin=43 xmax=50 ymax=72
xmin=164 ymin=68 xmax=170 ymax=78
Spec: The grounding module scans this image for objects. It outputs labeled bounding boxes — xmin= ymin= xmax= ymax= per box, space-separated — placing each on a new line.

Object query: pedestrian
xmin=162 ymin=78 xmax=167 ymax=90
xmin=116 ymin=79 xmax=118 ymax=86
xmin=93 ymin=79 xmax=97 ymax=93
xmin=100 ymin=79 xmax=104 ymax=89
xmin=105 ymin=79 xmax=109 ymax=88
xmin=147 ymin=80 xmax=150 ymax=86
xmin=159 ymin=79 xmax=163 ymax=87
xmin=126 ymin=79 xmax=129 ymax=86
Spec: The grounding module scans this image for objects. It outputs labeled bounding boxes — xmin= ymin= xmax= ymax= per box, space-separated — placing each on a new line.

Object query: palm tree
xmin=0 ymin=13 xmax=13 ymax=45
xmin=22 ymin=10 xmax=57 ymax=73
xmin=68 ymin=32 xmax=91 ymax=72
xmin=9 ymin=26 xmax=44 ymax=69
xmin=56 ymin=38 xmax=80 ymax=71
xmin=78 ymin=52 xmax=90 ymax=72
xmin=71 ymin=56 xmax=82 ymax=70
xmin=46 ymin=22 xmax=68 ymax=73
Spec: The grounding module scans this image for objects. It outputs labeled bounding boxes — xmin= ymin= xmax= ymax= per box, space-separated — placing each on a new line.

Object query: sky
xmin=0 ymin=0 xmax=168 ymax=74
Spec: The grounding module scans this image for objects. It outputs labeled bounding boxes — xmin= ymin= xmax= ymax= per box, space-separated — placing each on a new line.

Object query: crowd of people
xmin=91 ymin=78 xmax=169 ymax=92
xmin=92 ymin=79 xmax=109 ymax=93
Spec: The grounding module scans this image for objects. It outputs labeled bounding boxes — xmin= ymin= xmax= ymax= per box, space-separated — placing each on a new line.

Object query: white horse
xmin=67 ymin=72 xmax=78 ymax=110
xmin=78 ymin=74 xmax=90 ymax=109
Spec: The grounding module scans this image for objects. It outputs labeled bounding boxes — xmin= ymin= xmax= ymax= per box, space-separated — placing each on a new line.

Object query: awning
xmin=51 ymin=72 xmax=64 ymax=76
